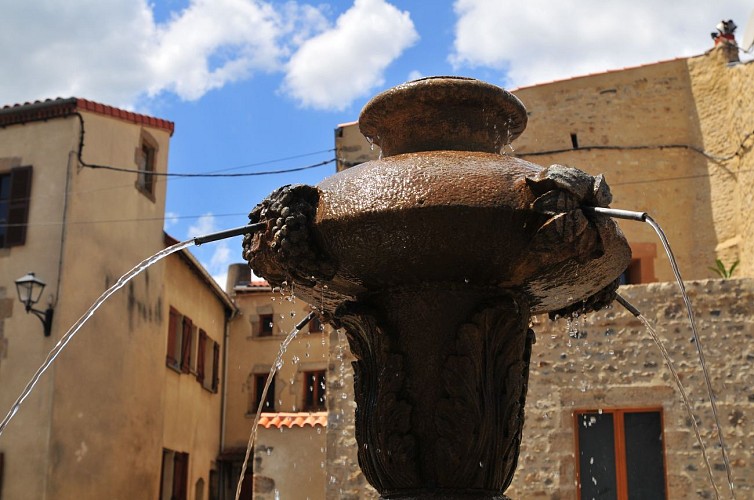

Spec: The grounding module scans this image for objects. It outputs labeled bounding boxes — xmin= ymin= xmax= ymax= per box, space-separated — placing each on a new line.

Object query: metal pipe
xmin=581 ymin=206 xmax=647 ymax=222
xmin=193 ymin=222 xmax=266 ymax=246
xmin=615 ymin=293 xmax=641 ymax=317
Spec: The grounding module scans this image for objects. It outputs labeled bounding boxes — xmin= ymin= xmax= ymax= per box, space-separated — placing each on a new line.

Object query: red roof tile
xmin=257 ymin=412 xmax=328 ymax=429
xmin=0 ymin=97 xmax=174 ymax=135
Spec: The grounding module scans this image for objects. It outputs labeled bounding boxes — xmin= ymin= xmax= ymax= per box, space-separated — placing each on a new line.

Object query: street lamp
xmin=15 ymin=272 xmax=54 ymax=337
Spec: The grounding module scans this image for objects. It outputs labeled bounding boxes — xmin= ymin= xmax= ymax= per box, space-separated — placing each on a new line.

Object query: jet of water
xmin=234 ymin=311 xmax=316 ymax=500
xmin=584 ymin=206 xmax=735 ymax=498
xmin=645 ymin=215 xmax=735 ymax=499
xmin=0 ymin=222 xmax=265 ymax=439
xmin=0 ymin=238 xmax=193 ymax=438
xmin=616 ymin=294 xmax=720 ymax=499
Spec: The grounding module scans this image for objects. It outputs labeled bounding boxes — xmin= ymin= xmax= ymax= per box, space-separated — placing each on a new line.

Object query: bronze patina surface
xmin=244 ymin=77 xmax=631 ymax=498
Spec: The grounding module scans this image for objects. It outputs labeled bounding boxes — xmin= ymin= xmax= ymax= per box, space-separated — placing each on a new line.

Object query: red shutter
xmin=180 ymin=317 xmax=193 ymax=373
xmin=7 ymin=165 xmax=32 ymax=247
xmin=212 ymin=341 xmax=220 ymax=393
xmin=196 ymin=329 xmax=207 ymax=384
xmin=166 ymin=308 xmax=179 ymax=366
xmin=172 ymin=452 xmax=189 ymax=500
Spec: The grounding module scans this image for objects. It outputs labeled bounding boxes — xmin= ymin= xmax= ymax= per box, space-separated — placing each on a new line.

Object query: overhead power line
xmin=83 ymin=157 xmax=336 ymax=177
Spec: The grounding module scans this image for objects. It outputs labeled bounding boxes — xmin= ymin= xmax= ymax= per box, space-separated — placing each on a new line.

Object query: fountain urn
xmin=244 ymin=77 xmax=631 ymax=499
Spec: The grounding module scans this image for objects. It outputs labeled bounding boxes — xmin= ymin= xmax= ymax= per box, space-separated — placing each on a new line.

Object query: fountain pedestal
xmin=338 ymin=287 xmax=532 ymax=499
xmin=244 ymin=77 xmax=631 ymax=498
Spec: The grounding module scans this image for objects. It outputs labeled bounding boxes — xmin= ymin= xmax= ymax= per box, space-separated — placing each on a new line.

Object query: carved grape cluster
xmin=243 ymin=184 xmax=336 ymax=286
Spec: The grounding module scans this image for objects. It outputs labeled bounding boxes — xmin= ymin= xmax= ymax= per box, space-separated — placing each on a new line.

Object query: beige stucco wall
xmin=0 ymin=107 xmax=225 ymax=499
xmin=253 ymin=426 xmax=327 ymax=500
xmin=0 ymin=116 xmax=75 ymax=500
xmin=45 ymin=111 xmax=172 ymax=499
xmin=161 ymin=251 xmax=229 ymax=500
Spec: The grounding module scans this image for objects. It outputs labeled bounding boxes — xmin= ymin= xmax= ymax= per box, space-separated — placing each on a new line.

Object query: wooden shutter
xmin=180 ymin=317 xmax=193 ymax=373
xmin=196 ymin=329 xmax=207 ymax=383
xmin=212 ymin=341 xmax=220 ymax=393
xmin=166 ymin=308 xmax=179 ymax=366
xmin=7 ymin=165 xmax=32 ymax=247
xmin=172 ymin=452 xmax=189 ymax=500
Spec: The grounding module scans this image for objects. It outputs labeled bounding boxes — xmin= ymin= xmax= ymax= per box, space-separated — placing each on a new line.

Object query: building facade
xmin=0 ymin=99 xmax=231 ymax=500
xmin=221 ymin=264 xmax=329 ymax=500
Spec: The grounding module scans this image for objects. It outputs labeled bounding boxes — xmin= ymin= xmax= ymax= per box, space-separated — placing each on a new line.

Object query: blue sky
xmin=4 ymin=0 xmax=753 ymax=285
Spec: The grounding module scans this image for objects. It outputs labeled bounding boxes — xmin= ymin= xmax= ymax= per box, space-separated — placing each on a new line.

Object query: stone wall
xmin=326 ymin=279 xmax=754 ymax=499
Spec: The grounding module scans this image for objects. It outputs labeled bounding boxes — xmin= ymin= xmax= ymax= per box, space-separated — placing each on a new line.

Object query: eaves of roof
xmin=0 ymin=97 xmax=175 ymax=135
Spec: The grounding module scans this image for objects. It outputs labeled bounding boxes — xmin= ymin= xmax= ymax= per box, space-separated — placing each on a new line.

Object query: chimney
xmin=710 ymin=19 xmax=740 ymax=63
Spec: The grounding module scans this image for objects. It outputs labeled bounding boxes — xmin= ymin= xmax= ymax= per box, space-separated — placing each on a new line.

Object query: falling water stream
xmin=644 ymin=215 xmax=735 ymax=499
xmin=0 ymin=238 xmax=194 ymax=437
xmin=234 ymin=310 xmax=315 ymax=500
xmin=586 ymin=206 xmax=736 ymax=498
xmin=616 ymin=294 xmax=719 ymax=499
xmin=0 ymin=222 xmax=261 ymax=439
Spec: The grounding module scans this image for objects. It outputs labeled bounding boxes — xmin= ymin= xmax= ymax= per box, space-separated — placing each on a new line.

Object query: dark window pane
xmin=255 ymin=374 xmax=275 ymax=411
xmin=0 ymin=174 xmax=10 ymax=199
xmin=625 ymin=412 xmax=666 ymax=499
xmin=578 ymin=412 xmax=618 ymax=500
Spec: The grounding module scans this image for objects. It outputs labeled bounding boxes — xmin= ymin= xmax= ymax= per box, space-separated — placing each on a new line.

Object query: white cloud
xmin=449 ymin=0 xmax=753 ymax=88
xmin=185 ymin=217 xmax=236 ymax=287
xmin=187 ymin=213 xmax=217 ymax=238
xmin=164 ymin=212 xmax=180 ymax=228
xmin=407 ymin=70 xmax=424 ymax=81
xmin=1 ymin=0 xmax=329 ymax=107
xmin=209 ymin=241 xmax=233 ymax=288
xmin=281 ymin=0 xmax=419 ymax=111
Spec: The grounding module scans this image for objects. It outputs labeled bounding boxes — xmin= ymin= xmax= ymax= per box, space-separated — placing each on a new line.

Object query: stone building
xmin=0 ymin=98 xmax=231 ymax=499
xmin=328 ymin=41 xmax=754 ymax=498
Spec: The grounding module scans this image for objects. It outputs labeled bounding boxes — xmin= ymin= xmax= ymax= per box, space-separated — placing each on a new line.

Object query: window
xmin=167 ymin=308 xmax=218 ymax=391
xmin=0 ymin=165 xmax=32 ymax=248
xmin=619 ymin=243 xmax=657 ymax=284
xmin=166 ymin=307 xmax=192 ymax=373
xmin=135 ymin=131 xmax=157 ymax=198
xmin=575 ymin=409 xmax=666 ymax=500
xmin=160 ymin=449 xmax=189 ymax=500
xmin=258 ymin=314 xmax=274 ymax=337
xmin=197 ymin=329 xmax=220 ymax=393
xmin=250 ymin=373 xmax=275 ymax=412
xmin=303 ymin=370 xmax=326 ymax=411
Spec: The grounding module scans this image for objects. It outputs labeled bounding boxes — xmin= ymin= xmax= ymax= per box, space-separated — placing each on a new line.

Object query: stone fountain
xmin=243 ymin=77 xmax=631 ymax=499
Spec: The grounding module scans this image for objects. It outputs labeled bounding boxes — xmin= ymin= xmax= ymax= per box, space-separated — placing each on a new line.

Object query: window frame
xmin=249 ymin=372 xmax=275 ymax=413
xmin=574 ymin=407 xmax=668 ymax=500
xmin=135 ymin=130 xmax=158 ymax=201
xmin=0 ymin=165 xmax=33 ymax=248
xmin=258 ymin=313 xmax=274 ymax=337
xmin=302 ymin=369 xmax=327 ymax=411
xmin=160 ymin=449 xmax=189 ymax=500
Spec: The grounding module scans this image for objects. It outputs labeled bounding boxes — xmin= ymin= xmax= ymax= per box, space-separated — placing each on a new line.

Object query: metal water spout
xmin=244 ymin=76 xmax=631 ymax=499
